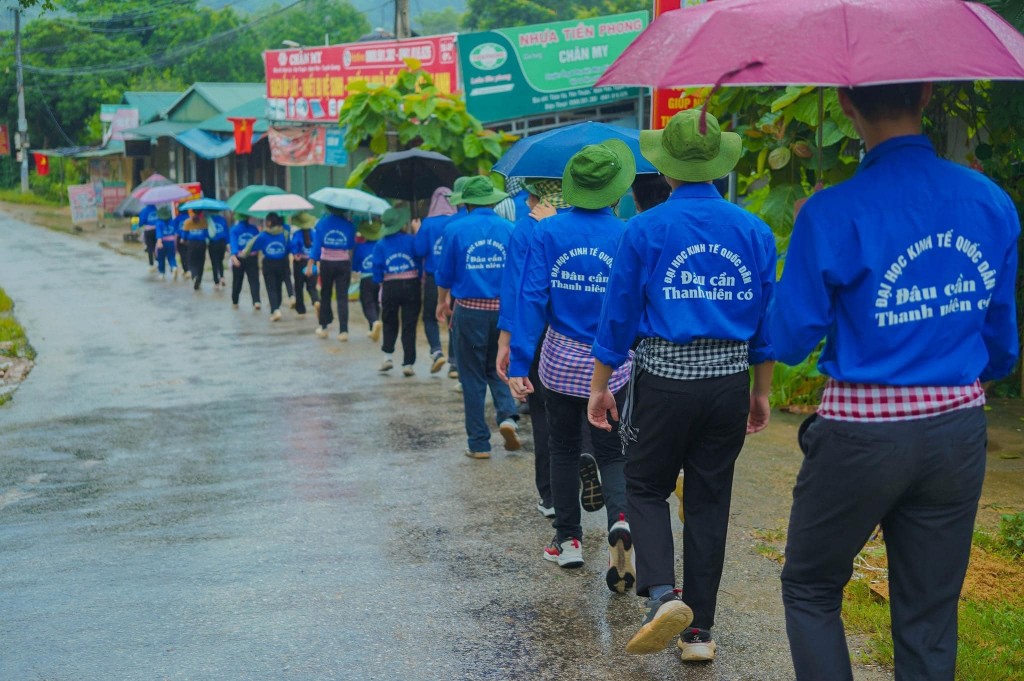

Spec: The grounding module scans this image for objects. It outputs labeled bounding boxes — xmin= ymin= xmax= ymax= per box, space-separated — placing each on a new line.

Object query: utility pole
xmin=394 ymin=0 xmax=410 ymax=39
xmin=14 ymin=8 xmax=29 ymax=193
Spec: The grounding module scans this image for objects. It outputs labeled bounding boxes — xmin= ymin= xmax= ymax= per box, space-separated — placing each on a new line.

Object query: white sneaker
xmin=369 ymin=320 xmax=382 ymax=342
xmin=270 ymin=310 xmax=282 ymax=322
xmin=677 ymin=628 xmax=717 ymax=661
xmin=543 ymin=537 xmax=584 ymax=568
xmin=337 ymin=332 xmax=349 ymax=342
xmin=606 ymin=513 xmax=635 ymax=594
xmin=379 ymin=358 xmax=394 ymax=372
xmin=253 ymin=302 xmax=261 ymax=310
xmin=536 ymin=500 xmax=555 ymax=518
xmin=499 ymin=419 xmax=521 ymax=451
xmin=430 ymin=352 xmax=446 ymax=374
xmin=314 ymin=326 xmax=328 ymax=338
xmin=288 ymin=296 xmax=296 ymax=309
xmin=402 ymin=365 xmax=415 ymax=377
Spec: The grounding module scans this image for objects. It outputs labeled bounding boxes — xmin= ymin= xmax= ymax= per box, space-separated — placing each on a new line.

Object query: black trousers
xmin=188 ymin=240 xmax=207 ymax=289
xmin=381 ymin=279 xmax=421 ymax=366
xmin=292 ymin=259 xmax=320 ymax=314
xmin=318 ymin=260 xmax=351 ymax=332
xmin=262 ymin=258 xmax=288 ymax=312
xmin=208 ymin=240 xmax=226 ymax=284
xmin=283 ymin=257 xmax=295 ymax=298
xmin=143 ymin=229 xmax=157 ymax=266
xmin=622 ymin=369 xmax=749 ymax=629
xmin=359 ymin=276 xmax=380 ymax=329
xmin=232 ymin=255 xmax=260 ymax=305
xmin=178 ymin=239 xmax=189 ymax=272
xmin=421 ymin=272 xmax=442 ymax=355
xmin=782 ymin=408 xmax=986 ymax=681
xmin=527 ymin=348 xmax=551 ymax=505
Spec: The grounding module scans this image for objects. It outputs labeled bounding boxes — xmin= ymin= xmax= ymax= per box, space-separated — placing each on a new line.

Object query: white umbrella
xmin=309 ymin=187 xmax=391 ymax=215
xmin=247 ymin=193 xmax=315 ymax=213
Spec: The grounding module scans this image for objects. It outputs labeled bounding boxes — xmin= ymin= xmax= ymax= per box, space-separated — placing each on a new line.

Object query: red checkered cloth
xmin=456 ymin=298 xmax=500 ymax=311
xmin=539 ymin=328 xmax=631 ymax=398
xmin=383 ymin=271 xmax=418 ymax=281
xmin=320 ymin=247 xmax=351 ymax=262
xmin=818 ymin=379 xmax=985 ymax=422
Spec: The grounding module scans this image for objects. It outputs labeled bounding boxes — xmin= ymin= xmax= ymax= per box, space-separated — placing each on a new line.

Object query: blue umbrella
xmin=493 ymin=121 xmax=659 ymax=179
xmin=179 ymin=198 xmax=230 ymax=212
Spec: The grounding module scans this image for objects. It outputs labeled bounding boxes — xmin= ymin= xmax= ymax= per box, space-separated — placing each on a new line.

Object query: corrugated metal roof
xmin=120 ymin=120 xmax=196 ymax=139
xmin=175 ymin=128 xmax=264 ymax=160
xmin=164 ymin=83 xmax=266 ymax=121
xmin=121 ymin=91 xmax=182 ymax=124
xmin=196 ymin=98 xmax=269 ymax=134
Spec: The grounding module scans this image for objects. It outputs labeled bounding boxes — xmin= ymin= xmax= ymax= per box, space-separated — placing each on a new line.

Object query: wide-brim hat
xmin=458 ymin=176 xmax=509 ymax=206
xmin=561 ymin=139 xmax=637 ymax=210
xmin=448 ymin=176 xmax=472 ymax=206
xmin=291 ymin=212 xmax=317 ymax=229
xmin=358 ymin=220 xmax=385 ymax=241
xmin=380 ymin=206 xmax=411 ymax=237
xmin=156 ymin=206 xmax=172 ymax=220
xmin=640 ymin=109 xmax=741 ymax=182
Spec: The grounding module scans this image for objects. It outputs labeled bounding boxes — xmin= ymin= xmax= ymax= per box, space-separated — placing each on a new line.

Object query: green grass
xmin=0 ymin=288 xmax=11 ymax=313
xmin=0 ymin=287 xmax=34 ymax=360
xmin=0 ymin=188 xmax=63 ymax=206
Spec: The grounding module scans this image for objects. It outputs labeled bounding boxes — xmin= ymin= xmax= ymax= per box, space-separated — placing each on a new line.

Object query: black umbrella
xmin=362 ymin=148 xmax=459 ymax=210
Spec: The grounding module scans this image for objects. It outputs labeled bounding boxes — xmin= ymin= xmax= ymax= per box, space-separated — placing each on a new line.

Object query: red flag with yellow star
xmin=228 ymin=117 xmax=256 ymax=155
xmin=32 ymin=152 xmax=50 ymax=176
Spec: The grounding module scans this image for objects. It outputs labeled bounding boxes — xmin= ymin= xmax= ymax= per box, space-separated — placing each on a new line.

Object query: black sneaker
xmin=579 ymin=452 xmax=604 ymax=512
xmin=625 ymin=590 xmax=694 ymax=655
xmin=677 ymin=627 xmax=716 ymax=661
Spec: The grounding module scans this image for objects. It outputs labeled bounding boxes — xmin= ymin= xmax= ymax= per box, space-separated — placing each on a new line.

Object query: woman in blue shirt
xmin=414 ymin=186 xmax=457 ymax=373
xmin=207 ymin=211 xmax=229 ymax=289
xmin=288 ymin=212 xmax=320 ymax=317
xmin=240 ymin=212 xmax=291 ymax=321
xmin=153 ymin=205 xmax=179 ymax=280
xmin=229 ymin=212 xmax=261 ymax=309
xmin=181 ymin=209 xmax=212 ymax=291
xmin=372 ymin=207 xmax=421 ymax=376
xmin=354 ymin=219 xmax=384 ymax=341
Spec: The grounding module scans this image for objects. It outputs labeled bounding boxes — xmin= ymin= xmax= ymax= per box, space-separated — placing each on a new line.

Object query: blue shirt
xmin=497 ymin=207 xmax=571 ymax=332
xmin=354 ymin=240 xmax=376 ymax=276
xmin=138 ymin=205 xmax=158 ymax=227
xmin=414 ymin=214 xmax=455 ymax=274
xmin=180 ymin=218 xmax=209 ymax=242
xmin=209 ymin=215 xmax=228 ymax=242
xmin=768 ymin=135 xmax=1020 ymax=385
xmin=172 ymin=213 xmax=188 ymax=236
xmin=509 ymin=207 xmax=625 ymax=377
xmin=593 ymin=184 xmax=777 ymax=369
xmin=311 ymin=214 xmax=356 ymax=260
xmin=512 ymin=189 xmax=531 ymax=222
xmin=229 ymin=221 xmax=259 ymax=255
xmin=154 ymin=219 xmax=176 ymax=241
xmin=435 ymin=207 xmax=514 ymax=300
xmin=245 ymin=230 xmax=290 ymax=260
xmin=372 ymin=232 xmax=421 ymax=284
xmin=290 ymin=228 xmax=314 ymax=258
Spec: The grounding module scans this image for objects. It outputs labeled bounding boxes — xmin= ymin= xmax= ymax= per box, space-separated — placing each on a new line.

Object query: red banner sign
xmin=264 ymin=35 xmax=459 ymax=123
xmin=0 ymin=125 xmax=9 ymax=156
xmin=650 ymin=0 xmax=712 ymax=129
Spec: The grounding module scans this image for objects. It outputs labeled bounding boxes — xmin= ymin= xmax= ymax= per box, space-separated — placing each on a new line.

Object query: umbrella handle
xmin=700 ymin=60 xmax=764 ymax=134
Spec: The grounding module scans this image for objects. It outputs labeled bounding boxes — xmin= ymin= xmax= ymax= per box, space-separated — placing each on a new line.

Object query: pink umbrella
xmin=136 ymin=183 xmax=193 ymax=206
xmin=247 ymin=193 xmax=315 ymax=214
xmin=598 ymin=0 xmax=1024 ymax=90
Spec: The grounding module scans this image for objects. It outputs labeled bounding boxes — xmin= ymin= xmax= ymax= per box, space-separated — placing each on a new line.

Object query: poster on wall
xmin=101 ymin=181 xmax=127 ymax=217
xmin=68 ymin=184 xmax=100 ymax=224
xmin=264 ymin=35 xmax=458 ymax=123
xmin=268 ymin=126 xmax=326 ymax=166
xmin=458 ymin=12 xmax=648 ymax=124
xmin=650 ymin=0 xmax=713 ymax=129
xmin=323 ymin=129 xmax=349 ymax=167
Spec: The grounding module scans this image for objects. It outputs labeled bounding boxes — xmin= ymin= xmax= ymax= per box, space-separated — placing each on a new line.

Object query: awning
xmin=174 ymin=128 xmax=264 ymax=160
xmin=197 ymin=97 xmax=270 ymax=134
xmin=120 ymin=120 xmax=195 ymax=139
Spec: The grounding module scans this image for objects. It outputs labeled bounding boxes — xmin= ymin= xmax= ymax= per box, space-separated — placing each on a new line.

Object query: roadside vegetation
xmin=0 ymin=287 xmax=35 ymax=406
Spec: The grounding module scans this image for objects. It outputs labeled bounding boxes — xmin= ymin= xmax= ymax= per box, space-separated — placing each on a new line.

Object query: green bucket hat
xmin=380 ymin=206 xmax=411 ymax=237
xmin=156 ymin=205 xmax=172 ymax=220
xmin=561 ymin=139 xmax=636 ymax=210
xmin=458 ymin=176 xmax=509 ymax=206
xmin=358 ymin=219 xmax=385 ymax=241
xmin=640 ymin=109 xmax=741 ymax=182
xmin=290 ymin=212 xmax=317 ymax=229
xmin=448 ymin=176 xmax=473 ymax=206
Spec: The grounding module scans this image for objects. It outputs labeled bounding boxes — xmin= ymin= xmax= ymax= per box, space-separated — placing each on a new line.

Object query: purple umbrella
xmin=136 ymin=184 xmax=193 ymax=206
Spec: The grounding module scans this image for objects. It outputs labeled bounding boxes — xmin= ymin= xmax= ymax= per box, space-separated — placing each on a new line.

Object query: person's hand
xmin=496 ymin=343 xmax=511 ymax=383
xmin=436 ymin=302 xmax=450 ymax=324
xmin=746 ymin=392 xmax=771 ymax=434
xmin=231 ymin=255 xmax=241 ymax=268
xmin=410 ymin=217 xmax=422 ymax=233
xmin=529 ymin=201 xmax=557 ymax=221
xmin=508 ymin=376 xmax=534 ymax=401
xmin=304 ymin=263 xmax=313 ymax=277
xmin=588 ymin=388 xmax=618 ymax=431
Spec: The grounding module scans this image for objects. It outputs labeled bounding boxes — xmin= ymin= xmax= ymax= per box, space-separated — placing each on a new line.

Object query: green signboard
xmin=458 ymin=11 xmax=649 ymax=124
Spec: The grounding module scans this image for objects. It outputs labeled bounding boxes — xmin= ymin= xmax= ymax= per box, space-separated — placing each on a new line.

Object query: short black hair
xmin=631 ymin=174 xmax=671 ymax=213
xmin=266 ymin=211 xmax=283 ymax=226
xmin=840 ymin=83 xmax=925 ymax=122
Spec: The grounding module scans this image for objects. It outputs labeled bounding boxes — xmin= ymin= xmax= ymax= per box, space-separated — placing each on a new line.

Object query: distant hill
xmin=204 ymin=0 xmax=467 ymax=31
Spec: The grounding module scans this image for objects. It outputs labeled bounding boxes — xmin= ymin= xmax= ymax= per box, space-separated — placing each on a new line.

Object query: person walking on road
xmin=435 ymin=176 xmax=521 ymax=459
xmin=153 ymin=206 xmax=180 ymax=280
xmin=240 ymin=212 xmax=291 ymax=321
xmin=181 ymin=210 xmax=212 ymax=291
xmin=289 ymin=212 xmax=320 ymax=317
xmin=589 ymin=110 xmax=776 ymax=661
xmin=769 ymin=83 xmax=1020 ymax=681
xmin=229 ymin=212 xmax=261 ymax=310
xmin=507 ymin=142 xmax=636 ymax=591
xmin=354 ymin=221 xmax=384 ymax=341
xmin=139 ymin=204 xmax=159 ymax=271
xmin=372 ymin=207 xmax=422 ymax=377
xmin=415 ymin=186 xmax=458 ymax=373
xmin=309 ymin=206 xmax=356 ymax=342
xmin=207 ymin=210 xmax=229 ymax=289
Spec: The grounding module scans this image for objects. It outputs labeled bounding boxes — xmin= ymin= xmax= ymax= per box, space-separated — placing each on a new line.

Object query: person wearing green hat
xmin=435 ymin=175 xmax=520 ymax=458
xmin=153 ymin=205 xmax=180 ymax=280
xmin=372 ymin=206 xmax=422 ymax=376
xmin=505 ymin=141 xmax=635 ymax=590
xmin=438 ymin=175 xmax=473 ymax=381
xmin=588 ymin=109 xmax=777 ymax=661
xmin=229 ymin=211 xmax=261 ymax=309
xmin=207 ymin=209 xmax=229 ymax=289
xmin=414 ymin=186 xmax=458 ymax=373
xmin=353 ymin=219 xmax=384 ymax=341
xmin=288 ymin=212 xmax=320 ymax=316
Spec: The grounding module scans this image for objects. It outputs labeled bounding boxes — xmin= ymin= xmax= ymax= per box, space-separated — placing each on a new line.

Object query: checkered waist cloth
xmin=634 ymin=337 xmax=749 ymax=381
xmin=539 ymin=328 xmax=631 ymax=398
xmin=818 ymin=379 xmax=985 ymax=422
xmin=383 ymin=271 xmax=418 ymax=281
xmin=456 ymin=298 xmax=500 ymax=311
xmin=320 ymin=248 xmax=351 ymax=261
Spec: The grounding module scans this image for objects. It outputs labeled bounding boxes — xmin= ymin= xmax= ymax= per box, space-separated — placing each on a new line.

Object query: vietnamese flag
xmin=228 ymin=117 xmax=256 ymax=155
xmin=33 ymin=152 xmax=50 ymax=176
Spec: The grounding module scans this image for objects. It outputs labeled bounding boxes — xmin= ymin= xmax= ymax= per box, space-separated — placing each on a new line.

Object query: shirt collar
xmin=570 ymin=206 xmax=615 ymax=216
xmin=668 ymin=183 xmax=723 ymax=201
xmin=858 ymin=134 xmax=934 ymax=173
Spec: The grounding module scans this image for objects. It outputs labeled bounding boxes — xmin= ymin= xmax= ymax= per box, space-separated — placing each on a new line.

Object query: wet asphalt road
xmin=0 ymin=214 xmax=891 ymax=681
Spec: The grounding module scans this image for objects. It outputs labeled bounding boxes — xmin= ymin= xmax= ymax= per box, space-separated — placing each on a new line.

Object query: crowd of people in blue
xmin=134 ymin=86 xmax=1019 ymax=680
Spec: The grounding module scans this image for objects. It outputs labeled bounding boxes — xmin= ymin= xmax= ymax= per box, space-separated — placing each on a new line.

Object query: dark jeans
xmin=208 ymin=240 xmax=226 ymax=284
xmin=262 ymin=258 xmax=288 ymax=312
xmin=622 ymin=369 xmax=749 ymax=629
xmin=782 ymin=408 xmax=987 ymax=681
xmin=283 ymin=257 xmax=294 ymax=298
xmin=452 ymin=305 xmax=518 ymax=453
xmin=546 ymin=388 xmax=627 ymax=542
xmin=156 ymin=240 xmax=177 ymax=274
xmin=421 ymin=272 xmax=442 ymax=355
xmin=381 ymin=278 xmax=421 ymax=366
xmin=319 ymin=260 xmax=351 ymax=332
xmin=292 ymin=259 xmax=320 ymax=314
xmin=232 ymin=255 xmax=260 ymax=305
xmin=359 ymin=276 xmax=380 ymax=329
xmin=527 ymin=348 xmax=551 ymax=505
xmin=188 ymin=240 xmax=207 ymax=289
xmin=143 ymin=229 xmax=156 ymax=266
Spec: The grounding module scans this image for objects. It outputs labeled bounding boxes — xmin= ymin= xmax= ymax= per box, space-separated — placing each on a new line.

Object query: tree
xmin=338 ymin=61 xmax=518 ymax=186
xmin=460 ymin=0 xmax=560 ymax=31
xmin=256 ymin=0 xmax=369 ymax=49
xmin=414 ymin=7 xmax=461 ymax=36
